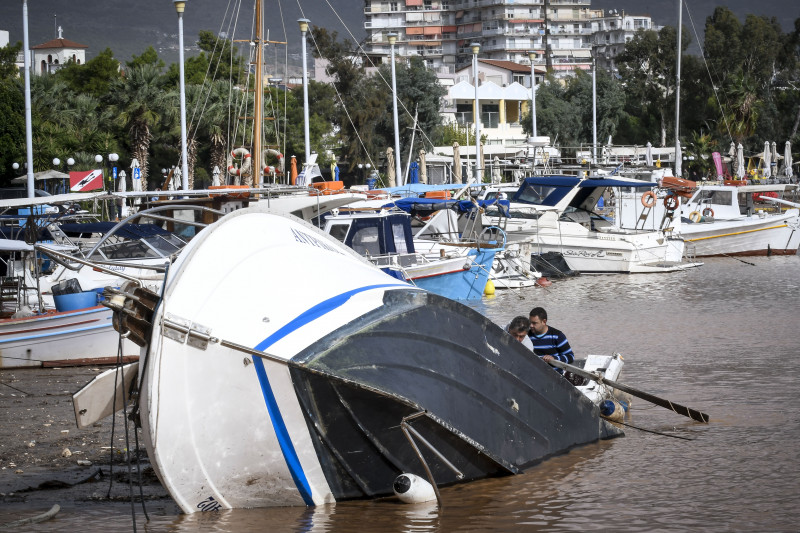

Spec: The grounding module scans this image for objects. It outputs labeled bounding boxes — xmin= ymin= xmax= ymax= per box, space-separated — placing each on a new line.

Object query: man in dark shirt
xmin=528 ymin=307 xmax=575 ymax=368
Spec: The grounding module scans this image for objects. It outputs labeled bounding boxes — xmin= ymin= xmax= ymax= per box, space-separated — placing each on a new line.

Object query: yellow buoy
xmin=484 ymin=279 xmax=495 ymax=296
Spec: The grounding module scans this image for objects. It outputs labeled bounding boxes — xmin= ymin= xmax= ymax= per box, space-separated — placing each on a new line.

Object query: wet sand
xmin=0 ymin=367 xmax=172 ymax=515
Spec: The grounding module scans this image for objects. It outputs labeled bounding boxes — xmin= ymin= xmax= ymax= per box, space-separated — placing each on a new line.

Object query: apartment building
xmin=363 ymin=1 xmax=656 ymax=78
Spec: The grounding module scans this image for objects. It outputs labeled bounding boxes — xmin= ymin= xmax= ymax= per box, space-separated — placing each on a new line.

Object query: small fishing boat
xmin=619 ymin=181 xmax=800 ymax=256
xmin=96 ymin=206 xmax=622 ymax=512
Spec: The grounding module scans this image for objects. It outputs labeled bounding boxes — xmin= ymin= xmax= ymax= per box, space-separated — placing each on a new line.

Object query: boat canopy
xmin=59 ymin=222 xmax=172 ymax=241
xmin=385 ymin=197 xmax=510 ymax=217
xmin=579 ymin=178 xmax=655 ymax=188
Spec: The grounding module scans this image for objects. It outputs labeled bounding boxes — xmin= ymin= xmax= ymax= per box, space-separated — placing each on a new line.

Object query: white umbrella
xmin=674 ymin=140 xmax=682 ymax=177
xmin=212 ymin=166 xmax=221 ymax=187
xmin=492 ymin=156 xmax=501 ymax=182
xmin=118 ymin=169 xmax=127 ymax=193
xmin=785 ymin=141 xmax=793 ymax=178
xmin=771 ymin=141 xmax=779 ymax=170
xmin=763 ymin=141 xmax=771 ymax=178
xmin=419 ymin=150 xmax=427 ymax=184
xmin=645 ymin=142 xmax=653 ymax=166
xmin=130 ymin=159 xmax=142 ymax=192
xmin=453 ymin=142 xmax=462 ymax=183
xmin=736 ymin=143 xmax=745 ymax=179
xmin=386 ymin=147 xmax=396 ymax=188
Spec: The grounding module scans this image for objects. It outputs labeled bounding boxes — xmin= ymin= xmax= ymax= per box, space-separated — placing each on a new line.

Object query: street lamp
xmin=471 ymin=42 xmax=481 ymax=183
xmin=528 ymin=51 xmax=537 ymax=138
xmin=298 ymin=18 xmax=311 ymax=171
xmin=388 ymin=32 xmax=403 ymax=186
xmin=174 ymin=0 xmax=189 ymax=191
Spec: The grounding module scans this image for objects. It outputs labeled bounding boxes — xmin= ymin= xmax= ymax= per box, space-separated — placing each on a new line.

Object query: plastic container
xmin=51 ymin=278 xmax=82 ymax=296
xmin=53 ymin=291 xmax=98 ymax=312
xmin=366 ymin=178 xmax=377 ymax=190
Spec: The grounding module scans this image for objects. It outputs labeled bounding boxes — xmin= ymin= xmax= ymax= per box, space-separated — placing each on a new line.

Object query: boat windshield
xmin=87 ymin=232 xmax=187 ymax=261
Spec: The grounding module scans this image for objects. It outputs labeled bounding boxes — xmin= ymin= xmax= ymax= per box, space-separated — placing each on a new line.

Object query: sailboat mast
xmin=674 ymin=0 xmax=682 ymax=175
xmin=253 ymin=0 xmax=264 ymax=186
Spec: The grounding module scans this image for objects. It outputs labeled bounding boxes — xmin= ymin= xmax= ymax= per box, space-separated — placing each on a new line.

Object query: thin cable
xmin=617 ymin=420 xmax=694 ymax=441
xmin=684 ymin=4 xmax=733 ymax=144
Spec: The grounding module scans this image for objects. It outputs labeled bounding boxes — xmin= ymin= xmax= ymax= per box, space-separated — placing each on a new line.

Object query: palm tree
xmin=109 ymin=64 xmax=174 ymax=190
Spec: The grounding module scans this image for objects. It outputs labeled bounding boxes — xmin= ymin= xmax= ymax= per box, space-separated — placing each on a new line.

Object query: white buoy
xmin=393 ymin=473 xmax=437 ymax=504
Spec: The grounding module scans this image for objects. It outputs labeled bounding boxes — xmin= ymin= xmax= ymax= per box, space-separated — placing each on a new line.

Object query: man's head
xmin=508 ymin=315 xmax=530 ymax=342
xmin=529 ymin=307 xmax=548 ymax=336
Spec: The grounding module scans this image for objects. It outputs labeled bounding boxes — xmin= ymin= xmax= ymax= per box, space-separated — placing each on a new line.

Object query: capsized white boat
xmin=100 ymin=205 xmax=622 ymax=512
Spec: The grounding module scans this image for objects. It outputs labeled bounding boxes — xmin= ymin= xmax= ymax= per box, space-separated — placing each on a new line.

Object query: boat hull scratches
xmin=290 ymin=289 xmax=621 ymax=502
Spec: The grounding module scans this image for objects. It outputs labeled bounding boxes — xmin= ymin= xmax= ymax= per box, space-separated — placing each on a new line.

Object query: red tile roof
xmin=32 ymin=38 xmax=88 ymax=50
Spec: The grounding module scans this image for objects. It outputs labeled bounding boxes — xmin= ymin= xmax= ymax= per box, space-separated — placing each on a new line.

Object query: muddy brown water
xmin=1 ymin=256 xmax=798 ymax=532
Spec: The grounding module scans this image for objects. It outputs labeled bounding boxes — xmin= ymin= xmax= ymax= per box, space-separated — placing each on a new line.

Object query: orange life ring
xmin=688 ymin=211 xmax=701 ymax=223
xmin=702 ymin=207 xmax=714 ymax=218
xmin=663 ymin=194 xmax=679 ymax=210
xmin=641 ymin=191 xmax=656 ymax=208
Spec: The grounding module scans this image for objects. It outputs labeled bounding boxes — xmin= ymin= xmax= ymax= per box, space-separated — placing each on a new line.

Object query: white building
xmin=363 ymin=1 xmax=656 ymax=79
xmin=31 ymin=27 xmax=87 ymax=75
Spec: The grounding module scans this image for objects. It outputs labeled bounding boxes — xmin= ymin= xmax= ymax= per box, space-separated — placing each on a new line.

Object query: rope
xmin=616 ymin=420 xmax=694 ymax=441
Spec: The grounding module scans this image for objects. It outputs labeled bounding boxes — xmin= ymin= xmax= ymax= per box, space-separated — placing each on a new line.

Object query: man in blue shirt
xmin=528 ymin=307 xmax=575 ymax=369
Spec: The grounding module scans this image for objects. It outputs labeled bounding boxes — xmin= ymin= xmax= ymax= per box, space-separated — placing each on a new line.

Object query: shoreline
xmin=0 ymin=367 xmax=173 ymax=516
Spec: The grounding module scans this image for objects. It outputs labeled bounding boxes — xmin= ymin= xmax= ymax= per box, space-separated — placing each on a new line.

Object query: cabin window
xmin=328 ymin=223 xmax=349 ymax=243
xmin=391 ymin=222 xmax=409 ymax=253
xmin=350 ymin=226 xmax=381 ymax=257
xmin=694 ymin=190 xmax=732 ymax=206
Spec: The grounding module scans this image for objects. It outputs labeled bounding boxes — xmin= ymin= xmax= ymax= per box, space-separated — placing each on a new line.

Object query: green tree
xmin=166 ymin=31 xmax=245 ymax=87
xmin=126 ymin=46 xmax=165 ymax=71
xmin=0 ymin=41 xmax=23 ymax=80
xmin=617 ymin=26 xmax=689 ymax=147
xmin=56 ymin=48 xmax=120 ymax=98
xmin=0 ymin=79 xmax=24 ymax=184
xmin=109 ymin=64 xmax=175 ymax=189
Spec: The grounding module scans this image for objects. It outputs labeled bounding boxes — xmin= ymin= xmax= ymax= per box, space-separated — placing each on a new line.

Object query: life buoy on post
xmin=641 ymin=191 xmax=656 ymax=208
xmin=663 ymin=194 xmax=679 ymax=211
xmin=689 ymin=211 xmax=701 ymax=223
xmin=227 ymin=147 xmax=252 ymax=176
xmin=702 ymin=207 xmax=714 ymax=218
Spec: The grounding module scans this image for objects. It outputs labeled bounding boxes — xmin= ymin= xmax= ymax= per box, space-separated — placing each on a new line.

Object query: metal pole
xmin=299 ymin=19 xmax=311 ymax=169
xmin=592 ymin=55 xmax=597 ymax=165
xmin=22 ymin=0 xmax=34 ymax=198
xmin=175 ymin=1 xmax=189 ymax=190
xmin=529 ymin=52 xmax=537 ymax=137
xmin=675 ymin=0 xmax=682 ymax=176
xmin=389 ymin=34 xmax=403 ymax=185
xmin=472 ymin=43 xmax=481 ymax=183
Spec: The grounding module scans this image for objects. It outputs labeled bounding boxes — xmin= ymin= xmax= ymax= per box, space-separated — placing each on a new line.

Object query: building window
xmin=47 ymin=54 xmax=52 ymax=63
xmin=390 ymin=2 xmax=398 ymax=12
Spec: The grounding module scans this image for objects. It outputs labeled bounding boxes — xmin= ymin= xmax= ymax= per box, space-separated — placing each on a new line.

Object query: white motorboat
xmin=95 ymin=206 xmax=622 ymax=512
xmin=482 ymin=176 xmax=700 ymax=273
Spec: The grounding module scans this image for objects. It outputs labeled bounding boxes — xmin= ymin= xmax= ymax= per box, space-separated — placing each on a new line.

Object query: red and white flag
xmin=70 ymin=169 xmax=104 ymax=192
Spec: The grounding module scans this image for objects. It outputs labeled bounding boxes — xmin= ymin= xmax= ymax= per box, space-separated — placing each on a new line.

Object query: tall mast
xmin=252 ymin=0 xmax=264 ymax=186
xmin=674 ymin=0 xmax=682 ymax=176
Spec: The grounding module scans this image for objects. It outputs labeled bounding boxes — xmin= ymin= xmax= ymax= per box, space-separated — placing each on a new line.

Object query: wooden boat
xmin=94 ymin=206 xmax=622 ymax=512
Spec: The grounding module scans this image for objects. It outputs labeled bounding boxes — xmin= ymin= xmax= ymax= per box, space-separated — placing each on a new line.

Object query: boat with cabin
xmin=87 ymin=206 xmax=622 ymax=512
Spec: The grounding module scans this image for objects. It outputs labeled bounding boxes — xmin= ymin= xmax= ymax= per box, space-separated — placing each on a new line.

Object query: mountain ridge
xmin=1 ymin=1 xmax=795 ymax=67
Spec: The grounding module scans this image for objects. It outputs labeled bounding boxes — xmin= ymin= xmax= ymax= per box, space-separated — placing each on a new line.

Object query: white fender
xmin=393 ymin=473 xmax=437 ymax=504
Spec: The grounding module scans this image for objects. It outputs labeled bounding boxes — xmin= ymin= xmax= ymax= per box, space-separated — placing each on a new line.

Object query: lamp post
xmin=358 ymin=163 xmax=364 ymax=182
xmin=22 ymin=0 xmax=35 ymax=198
xmin=387 ymin=33 xmax=403 ymax=186
xmin=52 ymin=157 xmax=74 ymax=194
xmin=528 ymin=51 xmax=537 ymax=138
xmin=298 ymin=19 xmax=311 ymax=172
xmin=471 ymin=42 xmax=481 ymax=183
xmin=174 ymin=0 xmax=189 ymax=190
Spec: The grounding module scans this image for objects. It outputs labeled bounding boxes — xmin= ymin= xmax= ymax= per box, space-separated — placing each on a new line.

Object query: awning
xmin=406 ymin=0 xmax=422 ymax=5
xmin=423 ymin=26 xmax=443 ymax=35
xmin=406 ymin=27 xmax=424 ymax=35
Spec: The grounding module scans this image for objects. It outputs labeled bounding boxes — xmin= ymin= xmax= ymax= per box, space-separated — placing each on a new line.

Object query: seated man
xmin=505 ymin=315 xmax=534 ymax=351
xmin=528 ymin=307 xmax=574 ymax=371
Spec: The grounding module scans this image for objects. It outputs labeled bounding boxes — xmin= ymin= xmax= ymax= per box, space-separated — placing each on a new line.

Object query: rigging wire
xmin=684 ymin=3 xmax=734 ymax=145
xmin=318 ymin=0 xmax=440 ymax=153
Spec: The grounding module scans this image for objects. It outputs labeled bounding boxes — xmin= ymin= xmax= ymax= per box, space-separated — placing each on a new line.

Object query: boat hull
xmin=138 ymin=207 xmax=621 ymax=513
xmin=0 ymin=306 xmax=137 ymax=368
xmin=405 ymin=248 xmax=495 ymax=299
xmin=679 ymin=214 xmax=800 ymax=256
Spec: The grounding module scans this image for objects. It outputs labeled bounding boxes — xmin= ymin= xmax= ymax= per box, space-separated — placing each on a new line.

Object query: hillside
xmin=1 ymin=1 xmax=795 ymax=67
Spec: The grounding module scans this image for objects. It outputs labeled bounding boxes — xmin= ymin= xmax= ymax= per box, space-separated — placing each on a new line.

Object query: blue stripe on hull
xmin=250 ymin=283 xmax=401 ymax=506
